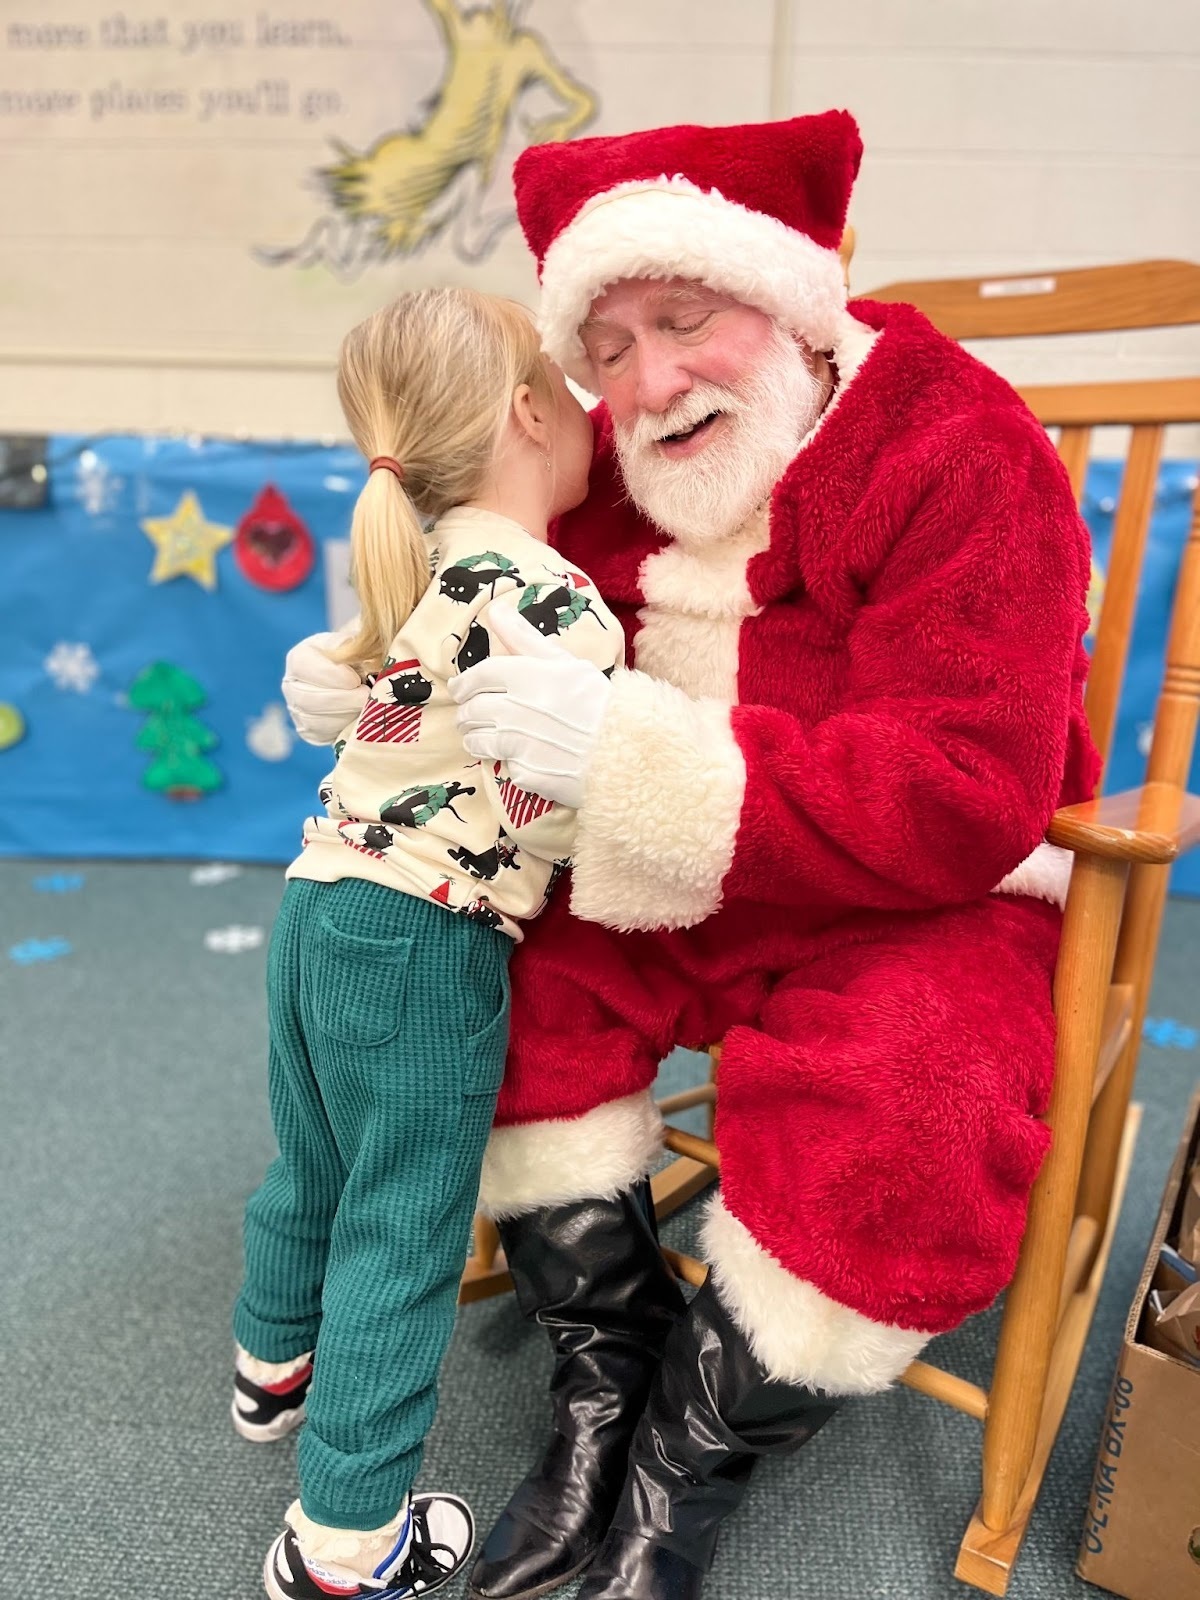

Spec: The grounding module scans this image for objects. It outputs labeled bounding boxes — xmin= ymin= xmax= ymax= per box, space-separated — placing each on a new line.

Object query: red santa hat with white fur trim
xmin=514 ymin=111 xmax=863 ymax=388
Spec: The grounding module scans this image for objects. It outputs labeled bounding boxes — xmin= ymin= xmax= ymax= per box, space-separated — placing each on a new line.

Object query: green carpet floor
xmin=2 ymin=859 xmax=1197 ymax=1600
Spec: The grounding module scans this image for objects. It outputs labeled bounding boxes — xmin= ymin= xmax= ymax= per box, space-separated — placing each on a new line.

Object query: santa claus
xmin=284 ymin=112 xmax=1099 ymax=1600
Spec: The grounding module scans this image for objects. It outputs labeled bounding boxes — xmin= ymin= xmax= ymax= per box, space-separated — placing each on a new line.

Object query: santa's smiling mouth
xmin=656 ymin=411 xmax=723 ymax=456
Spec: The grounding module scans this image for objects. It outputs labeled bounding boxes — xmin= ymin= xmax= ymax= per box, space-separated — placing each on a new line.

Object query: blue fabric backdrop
xmin=0 ymin=435 xmax=1197 ymax=892
xmin=0 ymin=435 xmax=359 ymax=862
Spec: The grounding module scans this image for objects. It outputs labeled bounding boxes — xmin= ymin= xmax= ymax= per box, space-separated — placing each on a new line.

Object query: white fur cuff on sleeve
xmin=701 ymin=1195 xmax=930 ymax=1395
xmin=991 ymin=840 xmax=1073 ymax=911
xmin=569 ymin=670 xmax=746 ymax=932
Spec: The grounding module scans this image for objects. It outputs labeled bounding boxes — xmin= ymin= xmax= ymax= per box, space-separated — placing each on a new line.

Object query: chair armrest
xmin=1046 ymin=782 xmax=1200 ymax=864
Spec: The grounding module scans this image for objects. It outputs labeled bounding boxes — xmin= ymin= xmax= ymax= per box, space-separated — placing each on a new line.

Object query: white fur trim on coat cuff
xmin=701 ymin=1196 xmax=930 ymax=1395
xmin=570 ymin=670 xmax=745 ymax=932
xmin=538 ymin=178 xmax=847 ymax=388
xmin=991 ymin=841 xmax=1073 ymax=911
xmin=479 ymin=1092 xmax=663 ymax=1218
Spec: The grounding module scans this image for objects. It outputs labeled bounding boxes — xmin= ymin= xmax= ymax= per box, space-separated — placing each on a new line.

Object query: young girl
xmin=232 ymin=288 xmax=621 ymax=1600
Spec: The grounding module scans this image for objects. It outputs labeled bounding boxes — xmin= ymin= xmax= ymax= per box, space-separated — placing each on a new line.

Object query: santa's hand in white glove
xmin=282 ymin=631 xmax=370 ymax=745
xmin=449 ymin=608 xmax=612 ymax=810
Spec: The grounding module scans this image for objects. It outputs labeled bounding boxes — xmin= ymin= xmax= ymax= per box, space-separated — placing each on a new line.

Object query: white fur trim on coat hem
xmin=478 ymin=1092 xmax=663 ymax=1218
xmin=991 ymin=841 xmax=1073 ymax=911
xmin=538 ymin=178 xmax=847 ymax=388
xmin=701 ymin=1195 xmax=930 ymax=1395
xmin=569 ymin=670 xmax=745 ymax=932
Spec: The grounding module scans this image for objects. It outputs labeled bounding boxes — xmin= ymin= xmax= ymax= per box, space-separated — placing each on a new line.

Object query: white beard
xmin=613 ymin=325 xmax=827 ymax=549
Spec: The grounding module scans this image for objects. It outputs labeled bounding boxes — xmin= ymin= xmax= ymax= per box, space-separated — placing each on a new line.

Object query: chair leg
xmin=458 ymin=1212 xmax=514 ymax=1304
xmin=1080 ymin=492 xmax=1200 ymax=1244
xmin=472 ymin=1212 xmax=501 ymax=1269
xmin=1077 ymin=857 xmax=1171 ymax=1245
xmin=980 ymin=853 xmax=1128 ymax=1534
xmin=956 ymin=1103 xmax=1141 ymax=1596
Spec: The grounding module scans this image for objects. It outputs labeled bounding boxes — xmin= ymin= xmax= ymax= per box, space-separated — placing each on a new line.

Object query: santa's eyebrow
xmin=579 ymin=313 xmax=624 ymax=339
xmin=580 ymin=289 xmax=725 ymax=340
xmin=655 ymin=286 xmax=725 ymax=310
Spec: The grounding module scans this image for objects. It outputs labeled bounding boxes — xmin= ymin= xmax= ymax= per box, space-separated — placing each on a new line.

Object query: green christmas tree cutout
xmin=129 ymin=661 xmax=222 ymax=800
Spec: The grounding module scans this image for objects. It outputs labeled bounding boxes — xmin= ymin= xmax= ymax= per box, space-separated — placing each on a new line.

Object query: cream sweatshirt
xmin=287 ymin=506 xmax=624 ymax=939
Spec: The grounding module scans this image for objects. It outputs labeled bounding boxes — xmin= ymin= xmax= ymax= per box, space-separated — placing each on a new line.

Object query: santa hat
xmin=514 ymin=112 xmax=863 ymax=387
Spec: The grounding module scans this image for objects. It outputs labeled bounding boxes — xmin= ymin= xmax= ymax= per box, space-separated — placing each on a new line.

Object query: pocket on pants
xmin=437 ymin=994 xmax=510 ymax=1254
xmin=462 ymin=974 xmax=511 ymax=1097
xmin=308 ymin=913 xmax=413 ymax=1047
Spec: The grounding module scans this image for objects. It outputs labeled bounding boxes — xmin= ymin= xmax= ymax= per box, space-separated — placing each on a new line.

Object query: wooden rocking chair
xmin=461 ymin=256 xmax=1200 ymax=1595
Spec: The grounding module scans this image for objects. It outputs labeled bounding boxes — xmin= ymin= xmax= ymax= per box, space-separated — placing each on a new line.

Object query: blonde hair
xmin=334 ymin=287 xmax=553 ymax=676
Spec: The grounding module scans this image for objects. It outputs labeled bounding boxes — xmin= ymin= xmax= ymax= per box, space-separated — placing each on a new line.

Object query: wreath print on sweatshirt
xmin=379 ymin=780 xmax=477 ymax=829
xmin=332 ymin=780 xmax=481 ymax=862
xmin=517 ymin=580 xmax=605 ymax=637
xmin=439 ymin=551 xmax=523 ymax=604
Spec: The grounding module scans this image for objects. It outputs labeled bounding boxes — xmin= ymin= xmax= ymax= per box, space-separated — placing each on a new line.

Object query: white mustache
xmin=609 ymin=323 xmax=827 ymax=548
xmin=620 ymin=383 xmax=742 ymax=453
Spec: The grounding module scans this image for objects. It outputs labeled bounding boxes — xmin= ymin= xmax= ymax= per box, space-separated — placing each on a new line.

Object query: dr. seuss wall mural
xmin=0 ymin=4 xmax=770 ymax=366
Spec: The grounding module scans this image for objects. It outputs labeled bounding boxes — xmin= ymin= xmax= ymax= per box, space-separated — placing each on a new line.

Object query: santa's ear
xmin=788 ymin=332 xmax=831 ymax=384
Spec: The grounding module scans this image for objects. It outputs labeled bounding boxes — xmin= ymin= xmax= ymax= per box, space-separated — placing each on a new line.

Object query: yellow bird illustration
xmin=260 ymin=0 xmax=597 ymax=275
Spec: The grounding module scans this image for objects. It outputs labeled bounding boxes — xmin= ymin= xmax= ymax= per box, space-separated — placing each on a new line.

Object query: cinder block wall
xmin=1 ymin=0 xmax=1196 ymax=437
xmin=799 ymin=0 xmax=1200 ymax=404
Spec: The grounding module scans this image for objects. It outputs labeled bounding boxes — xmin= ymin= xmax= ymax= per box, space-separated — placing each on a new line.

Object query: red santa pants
xmin=479 ymin=889 xmax=1061 ymax=1395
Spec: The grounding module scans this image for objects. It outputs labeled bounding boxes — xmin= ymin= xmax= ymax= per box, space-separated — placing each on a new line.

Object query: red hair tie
xmin=369 ymin=455 xmax=406 ymax=483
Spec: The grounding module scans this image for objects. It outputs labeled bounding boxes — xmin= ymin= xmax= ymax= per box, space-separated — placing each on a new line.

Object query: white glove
xmin=448 ymin=608 xmax=611 ymax=809
xmin=282 ymin=631 xmax=369 ymax=745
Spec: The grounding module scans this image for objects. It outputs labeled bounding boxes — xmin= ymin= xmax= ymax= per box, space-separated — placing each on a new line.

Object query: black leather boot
xmin=576 ymin=1276 xmax=842 ymax=1600
xmin=467 ymin=1180 xmax=687 ymax=1600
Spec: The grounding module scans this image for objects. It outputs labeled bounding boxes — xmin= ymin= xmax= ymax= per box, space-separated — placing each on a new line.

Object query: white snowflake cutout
xmin=189 ymin=863 xmax=243 ymax=886
xmin=246 ymin=703 xmax=295 ymax=762
xmin=74 ymin=450 xmax=124 ymax=517
xmin=204 ymin=924 xmax=264 ymax=954
xmin=44 ymin=641 xmax=99 ymax=693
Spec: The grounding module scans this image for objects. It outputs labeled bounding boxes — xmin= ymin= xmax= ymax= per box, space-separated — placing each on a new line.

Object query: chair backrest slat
xmin=1079 ymin=425 xmax=1165 ymax=775
xmin=1147 ymin=494 xmax=1200 ymax=790
xmin=1018 ymin=383 xmax=1198 ymax=778
xmin=1055 ymin=426 xmax=1092 ymax=505
xmin=865 ymin=259 xmax=1200 ymax=340
xmin=1019 ymin=377 xmax=1200 ymax=428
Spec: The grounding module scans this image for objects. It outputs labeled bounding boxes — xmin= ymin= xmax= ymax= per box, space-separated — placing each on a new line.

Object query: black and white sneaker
xmin=232 ymin=1357 xmax=313 ymax=1442
xmin=263 ymin=1494 xmax=475 ymax=1599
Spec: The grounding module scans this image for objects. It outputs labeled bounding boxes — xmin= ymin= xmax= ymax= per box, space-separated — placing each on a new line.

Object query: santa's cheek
xmin=595 ymin=370 xmax=640 ymax=427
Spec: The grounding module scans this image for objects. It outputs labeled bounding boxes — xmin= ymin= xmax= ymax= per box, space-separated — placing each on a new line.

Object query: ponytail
xmin=336 ymin=467 xmax=429 ymax=676
xmin=332 ymin=287 xmax=550 ymax=676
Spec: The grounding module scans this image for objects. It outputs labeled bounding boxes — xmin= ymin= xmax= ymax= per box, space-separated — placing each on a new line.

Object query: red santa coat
xmin=478 ymin=299 xmax=1101 ymax=1396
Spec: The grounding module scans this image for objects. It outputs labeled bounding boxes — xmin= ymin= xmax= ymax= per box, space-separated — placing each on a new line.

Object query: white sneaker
xmin=263 ymin=1494 xmax=475 ymax=1598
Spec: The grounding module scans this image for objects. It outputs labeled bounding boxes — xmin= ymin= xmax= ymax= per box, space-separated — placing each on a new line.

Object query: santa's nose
xmin=632 ymin=339 xmax=692 ymax=415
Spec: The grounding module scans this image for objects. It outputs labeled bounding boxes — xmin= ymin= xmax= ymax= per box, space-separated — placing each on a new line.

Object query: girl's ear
xmin=511 ymin=382 xmax=550 ymax=449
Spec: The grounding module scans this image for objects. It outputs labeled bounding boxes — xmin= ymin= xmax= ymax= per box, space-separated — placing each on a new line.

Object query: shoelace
xmin=401 ymin=1502 xmax=458 ymax=1586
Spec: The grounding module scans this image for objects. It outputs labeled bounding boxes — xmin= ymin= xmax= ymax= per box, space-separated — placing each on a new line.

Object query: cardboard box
xmin=1077 ymin=1086 xmax=1200 ymax=1599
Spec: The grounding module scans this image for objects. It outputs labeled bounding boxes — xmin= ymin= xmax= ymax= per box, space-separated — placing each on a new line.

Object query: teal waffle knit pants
xmin=233 ymin=876 xmax=510 ymax=1530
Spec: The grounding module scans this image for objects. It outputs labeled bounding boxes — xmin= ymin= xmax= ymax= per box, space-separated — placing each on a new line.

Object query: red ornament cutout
xmin=234 ymin=484 xmax=315 ymax=592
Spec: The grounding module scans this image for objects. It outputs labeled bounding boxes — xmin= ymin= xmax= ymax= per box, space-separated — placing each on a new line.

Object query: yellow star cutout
xmin=141 ymin=491 xmax=233 ymax=590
